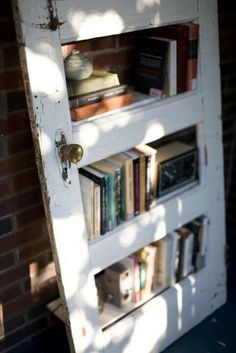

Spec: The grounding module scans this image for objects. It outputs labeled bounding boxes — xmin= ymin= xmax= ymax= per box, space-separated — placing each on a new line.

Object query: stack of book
xmin=96 ymin=215 xmax=208 ymax=309
xmin=134 ymin=22 xmax=199 ymax=98
xmin=66 ymin=69 xmax=134 ymax=121
xmin=79 ymin=144 xmax=158 ymax=240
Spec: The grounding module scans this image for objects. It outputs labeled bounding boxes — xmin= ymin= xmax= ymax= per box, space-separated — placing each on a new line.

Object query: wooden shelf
xmin=89 ymin=182 xmax=206 ymax=275
xmin=73 ymin=91 xmax=204 ymax=168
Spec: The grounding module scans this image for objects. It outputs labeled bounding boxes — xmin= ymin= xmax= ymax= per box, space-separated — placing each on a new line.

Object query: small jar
xmin=64 ymin=49 xmax=93 ymax=80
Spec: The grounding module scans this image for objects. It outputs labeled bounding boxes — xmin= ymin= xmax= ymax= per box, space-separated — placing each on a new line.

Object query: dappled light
xmin=8 ymin=0 xmax=226 ymax=352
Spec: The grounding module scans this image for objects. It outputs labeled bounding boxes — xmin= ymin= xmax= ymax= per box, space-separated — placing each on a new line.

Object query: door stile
xmin=12 ymin=1 xmax=104 ymax=352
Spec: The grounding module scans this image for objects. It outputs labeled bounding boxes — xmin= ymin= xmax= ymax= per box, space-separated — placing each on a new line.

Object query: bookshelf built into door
xmin=12 ymin=1 xmax=226 ymax=353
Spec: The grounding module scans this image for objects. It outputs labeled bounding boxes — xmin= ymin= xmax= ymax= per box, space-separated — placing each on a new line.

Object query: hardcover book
xmin=70 ymin=92 xmax=134 ymax=121
xmin=134 ymin=36 xmax=177 ymax=98
xmin=69 ymin=84 xmax=128 ymax=108
xmin=109 ymin=153 xmax=134 ymax=220
xmin=79 ymin=166 xmax=108 ymax=235
xmin=149 ymin=24 xmax=189 ymax=93
xmin=67 ymin=69 xmax=120 ymax=96
xmin=180 ymin=23 xmax=199 ymax=90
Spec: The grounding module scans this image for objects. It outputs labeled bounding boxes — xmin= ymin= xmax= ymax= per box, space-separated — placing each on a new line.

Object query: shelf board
xmin=47 ymin=267 xmax=226 ymax=353
xmin=57 ymin=0 xmax=199 ymax=43
xmin=73 ymin=91 xmax=204 ymax=168
xmin=89 ymin=183 xmax=207 ymax=274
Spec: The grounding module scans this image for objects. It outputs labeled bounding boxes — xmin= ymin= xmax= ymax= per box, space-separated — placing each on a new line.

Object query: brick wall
xmin=0 ymin=1 xmax=235 ymax=352
xmin=0 ymin=2 xmax=60 ymax=352
xmin=218 ymin=1 xmax=236 ymax=230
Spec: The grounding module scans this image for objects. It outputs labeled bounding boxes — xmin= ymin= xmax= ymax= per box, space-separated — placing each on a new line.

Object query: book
xmin=124 ymin=149 xmax=140 ymax=216
xmin=177 ymin=227 xmax=194 ymax=279
xmin=69 ymin=84 xmax=128 ymax=108
xmin=135 ymin=144 xmax=158 ymax=210
xmin=186 ymin=215 xmax=208 ymax=270
xmin=93 ymin=183 xmax=101 ymax=239
xmin=66 ymin=69 xmax=120 ymax=96
xmin=156 ymin=236 xmax=169 ymax=288
xmin=105 ymin=158 xmax=124 ymax=223
xmin=133 ymin=148 xmax=146 ymax=214
xmin=104 ymin=262 xmax=132 ymax=308
xmin=121 ymin=255 xmax=141 ymax=303
xmin=135 ymin=245 xmax=157 ymax=298
xmin=181 ymin=23 xmax=199 ymax=90
xmin=150 ymin=24 xmax=189 ymax=93
xmin=70 ymin=92 xmax=134 ymax=121
xmin=79 ymin=166 xmax=108 ymax=235
xmin=91 ymin=160 xmax=117 ymax=231
xmin=134 ymin=36 xmax=177 ymax=97
xmin=109 ymin=152 xmax=134 ymax=220
xmin=79 ymin=174 xmax=94 ymax=240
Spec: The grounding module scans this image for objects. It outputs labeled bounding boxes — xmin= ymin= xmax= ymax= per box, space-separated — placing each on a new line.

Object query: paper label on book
xmin=149 ymin=87 xmax=162 ymax=98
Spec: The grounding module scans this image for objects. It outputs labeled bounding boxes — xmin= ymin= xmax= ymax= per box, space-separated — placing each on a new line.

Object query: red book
xmin=70 ymin=92 xmax=134 ymax=121
xmin=182 ymin=23 xmax=199 ymax=90
xmin=149 ymin=24 xmax=189 ymax=93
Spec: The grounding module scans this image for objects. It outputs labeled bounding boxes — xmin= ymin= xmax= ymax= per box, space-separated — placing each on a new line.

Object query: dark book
xmin=134 ymin=36 xmax=176 ymax=97
xmin=134 ymin=36 xmax=169 ymax=95
xmin=91 ymin=160 xmax=118 ymax=231
xmin=180 ymin=23 xmax=199 ymax=90
xmin=124 ymin=149 xmax=140 ymax=216
xmin=79 ymin=166 xmax=108 ymax=235
xmin=149 ymin=24 xmax=189 ymax=93
xmin=69 ymin=84 xmax=128 ymax=108
xmin=70 ymin=92 xmax=134 ymax=121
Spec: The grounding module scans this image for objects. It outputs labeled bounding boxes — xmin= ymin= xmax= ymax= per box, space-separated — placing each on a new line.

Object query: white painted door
xmin=12 ymin=1 xmax=226 ymax=353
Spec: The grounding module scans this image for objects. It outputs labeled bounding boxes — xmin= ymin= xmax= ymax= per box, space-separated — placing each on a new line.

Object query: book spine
xmin=187 ymin=23 xmax=199 ymax=90
xmin=79 ymin=168 xmax=107 ymax=235
xmin=176 ymin=26 xmax=189 ymax=93
xmin=114 ymin=170 xmax=121 ymax=225
xmin=133 ymin=157 xmax=140 ymax=216
xmin=138 ymin=153 xmax=146 ymax=214
xmin=93 ymin=184 xmax=101 ymax=238
xmin=126 ymin=158 xmax=134 ymax=219
xmin=145 ymin=155 xmax=152 ymax=210
xmin=119 ymin=165 xmax=126 ymax=222
xmin=69 ymin=85 xmax=128 ymax=108
xmin=70 ymin=93 xmax=134 ymax=121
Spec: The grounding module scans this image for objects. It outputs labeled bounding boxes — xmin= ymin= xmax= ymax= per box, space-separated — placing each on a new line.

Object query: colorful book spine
xmin=70 ymin=92 xmax=134 ymax=121
xmin=69 ymin=84 xmax=128 ymax=108
xmin=79 ymin=166 xmax=108 ymax=235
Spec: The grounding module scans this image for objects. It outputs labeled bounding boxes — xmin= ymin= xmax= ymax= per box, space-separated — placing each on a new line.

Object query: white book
xmin=178 ymin=227 xmax=194 ymax=278
xmin=93 ymin=183 xmax=101 ymax=239
xmin=79 ymin=174 xmax=94 ymax=240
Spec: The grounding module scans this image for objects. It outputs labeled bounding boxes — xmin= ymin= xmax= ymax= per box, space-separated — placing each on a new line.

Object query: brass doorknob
xmin=60 ymin=144 xmax=83 ymax=164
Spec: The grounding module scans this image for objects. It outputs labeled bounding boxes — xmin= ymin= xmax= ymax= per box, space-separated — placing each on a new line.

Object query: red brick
xmin=0 ymin=151 xmax=35 ymax=177
xmin=0 ymin=316 xmax=49 ymax=351
xmin=6 ymin=131 xmax=33 ymax=156
xmin=118 ymin=32 xmax=136 ymax=47
xmin=0 ymin=262 xmax=29 ymax=287
xmin=0 ymin=111 xmax=30 ymax=134
xmin=220 ymin=31 xmax=236 ymax=50
xmin=16 ymin=203 xmax=45 ymax=228
xmin=0 ymin=69 xmax=23 ymax=91
xmin=19 ymin=238 xmax=51 ymax=262
xmin=0 ymin=19 xmax=16 ymax=43
xmin=0 ymin=179 xmax=11 ymax=198
xmin=13 ymin=168 xmax=39 ymax=192
xmin=62 ymin=35 xmax=117 ymax=57
xmin=0 ymin=252 xmax=15 ymax=272
xmin=0 ymin=187 xmax=42 ymax=218
xmin=3 ymin=45 xmax=20 ymax=68
xmin=3 ymin=293 xmax=33 ymax=319
xmin=0 ymin=283 xmax=22 ymax=303
xmin=0 ymin=221 xmax=48 ymax=254
xmin=93 ymin=48 xmax=135 ymax=71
